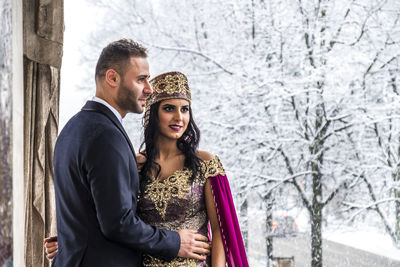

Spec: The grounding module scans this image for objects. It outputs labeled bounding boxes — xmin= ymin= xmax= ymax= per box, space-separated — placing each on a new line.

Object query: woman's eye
xmin=163 ymin=106 xmax=174 ymax=111
xmin=181 ymin=107 xmax=189 ymax=112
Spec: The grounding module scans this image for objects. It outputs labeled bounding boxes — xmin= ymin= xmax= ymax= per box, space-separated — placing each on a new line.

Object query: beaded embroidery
xmin=145 ymin=168 xmax=192 ymax=219
xmin=139 ymin=156 xmax=224 ymax=267
xmin=143 ymin=156 xmax=225 ymax=220
xmin=151 ymin=73 xmax=190 ymax=96
xmin=200 ymin=155 xmax=225 ymax=179
xmin=143 ymin=255 xmax=198 ymax=267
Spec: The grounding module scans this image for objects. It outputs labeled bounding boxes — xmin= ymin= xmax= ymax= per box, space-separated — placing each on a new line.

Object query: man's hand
xmin=177 ymin=229 xmax=210 ymax=261
xmin=44 ymin=236 xmax=58 ymax=260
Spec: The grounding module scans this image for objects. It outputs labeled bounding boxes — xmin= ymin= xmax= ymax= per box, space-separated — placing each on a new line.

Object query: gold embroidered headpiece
xmin=143 ymin=71 xmax=191 ymax=127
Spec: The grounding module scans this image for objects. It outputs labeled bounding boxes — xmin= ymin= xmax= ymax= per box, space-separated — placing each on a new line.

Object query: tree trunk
xmin=240 ymin=198 xmax=248 ymax=250
xmin=265 ymin=192 xmax=274 ymax=265
xmin=311 ymin=155 xmax=323 ymax=267
xmin=394 ymin=169 xmax=400 ymax=246
xmin=311 ymin=196 xmax=323 ymax=267
xmin=310 ymin=104 xmax=324 ymax=267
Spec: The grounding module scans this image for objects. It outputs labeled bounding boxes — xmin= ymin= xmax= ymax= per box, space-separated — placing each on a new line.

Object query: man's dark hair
xmin=95 ymin=39 xmax=147 ymax=81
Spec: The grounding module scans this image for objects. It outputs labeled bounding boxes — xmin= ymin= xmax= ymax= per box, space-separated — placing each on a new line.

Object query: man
xmin=51 ymin=39 xmax=209 ymax=266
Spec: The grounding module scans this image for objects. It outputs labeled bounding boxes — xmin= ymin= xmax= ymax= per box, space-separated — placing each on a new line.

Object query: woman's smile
xmin=169 ymin=124 xmax=183 ymax=132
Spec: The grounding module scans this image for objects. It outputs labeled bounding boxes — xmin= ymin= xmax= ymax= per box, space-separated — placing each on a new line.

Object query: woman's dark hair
xmin=139 ymin=101 xmax=202 ymax=190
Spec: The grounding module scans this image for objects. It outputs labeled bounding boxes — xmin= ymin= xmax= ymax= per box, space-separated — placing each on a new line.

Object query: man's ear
xmin=105 ymin=69 xmax=120 ymax=88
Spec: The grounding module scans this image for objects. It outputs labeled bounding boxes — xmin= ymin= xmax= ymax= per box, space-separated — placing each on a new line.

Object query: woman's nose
xmin=174 ymin=110 xmax=183 ymax=120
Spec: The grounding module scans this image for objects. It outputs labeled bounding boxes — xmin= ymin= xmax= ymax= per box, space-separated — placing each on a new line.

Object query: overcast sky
xmin=60 ymin=0 xmax=97 ymax=129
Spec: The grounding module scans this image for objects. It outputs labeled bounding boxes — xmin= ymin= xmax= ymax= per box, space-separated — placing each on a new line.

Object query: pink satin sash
xmin=209 ymin=174 xmax=249 ymax=267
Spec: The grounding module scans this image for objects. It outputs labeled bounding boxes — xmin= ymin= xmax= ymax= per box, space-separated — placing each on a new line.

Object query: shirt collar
xmin=91 ymin=96 xmax=123 ymax=124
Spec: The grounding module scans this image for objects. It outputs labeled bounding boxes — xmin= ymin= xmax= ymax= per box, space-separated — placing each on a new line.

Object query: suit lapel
xmin=82 ymin=101 xmax=137 ymax=163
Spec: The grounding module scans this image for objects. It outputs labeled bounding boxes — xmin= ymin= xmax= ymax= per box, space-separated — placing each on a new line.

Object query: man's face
xmin=115 ymin=57 xmax=152 ymax=114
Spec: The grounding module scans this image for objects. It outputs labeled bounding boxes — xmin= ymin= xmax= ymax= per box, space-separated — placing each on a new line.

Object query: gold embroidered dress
xmin=138 ymin=156 xmax=225 ymax=267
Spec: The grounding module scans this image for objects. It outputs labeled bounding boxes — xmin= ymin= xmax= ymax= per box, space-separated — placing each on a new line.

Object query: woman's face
xmin=158 ymin=99 xmax=190 ymax=140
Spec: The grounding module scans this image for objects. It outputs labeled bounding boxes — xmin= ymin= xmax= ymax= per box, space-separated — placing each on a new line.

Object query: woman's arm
xmin=205 ymin=179 xmax=226 ymax=267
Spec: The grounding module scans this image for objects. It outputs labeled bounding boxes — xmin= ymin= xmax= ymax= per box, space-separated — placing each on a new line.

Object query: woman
xmin=45 ymin=71 xmax=248 ymax=267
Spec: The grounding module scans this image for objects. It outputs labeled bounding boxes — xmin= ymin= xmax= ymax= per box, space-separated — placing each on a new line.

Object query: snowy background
xmin=60 ymin=0 xmax=400 ymax=266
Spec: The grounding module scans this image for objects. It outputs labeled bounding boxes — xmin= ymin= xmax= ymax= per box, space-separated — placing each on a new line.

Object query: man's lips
xmin=169 ymin=125 xmax=183 ymax=131
xmin=138 ymin=98 xmax=147 ymax=105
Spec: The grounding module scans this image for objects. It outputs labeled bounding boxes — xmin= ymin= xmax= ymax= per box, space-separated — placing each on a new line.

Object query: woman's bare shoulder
xmin=197 ymin=150 xmax=215 ymax=161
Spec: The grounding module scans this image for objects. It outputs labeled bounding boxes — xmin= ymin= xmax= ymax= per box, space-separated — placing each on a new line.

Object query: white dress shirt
xmin=91 ymin=96 xmax=123 ymax=124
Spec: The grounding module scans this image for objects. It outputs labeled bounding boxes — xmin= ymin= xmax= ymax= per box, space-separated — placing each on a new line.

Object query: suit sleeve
xmin=84 ymin=128 xmax=180 ymax=261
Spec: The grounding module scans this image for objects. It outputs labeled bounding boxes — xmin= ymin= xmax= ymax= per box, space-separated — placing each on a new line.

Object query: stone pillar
xmin=0 ymin=0 xmax=61 ymax=265
xmin=12 ymin=0 xmax=24 ymax=265
xmin=0 ymin=0 xmax=14 ymax=265
xmin=23 ymin=0 xmax=63 ymax=266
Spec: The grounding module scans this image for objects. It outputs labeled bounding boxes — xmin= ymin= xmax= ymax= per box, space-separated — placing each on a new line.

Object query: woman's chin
xmin=160 ymin=132 xmax=184 ymax=140
xmin=172 ymin=133 xmax=184 ymax=139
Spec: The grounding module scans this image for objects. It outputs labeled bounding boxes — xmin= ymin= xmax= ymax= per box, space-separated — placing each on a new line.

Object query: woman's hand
xmin=44 ymin=236 xmax=58 ymax=260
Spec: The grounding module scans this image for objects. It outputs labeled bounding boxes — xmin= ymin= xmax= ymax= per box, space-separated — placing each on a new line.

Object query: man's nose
xmin=144 ymin=80 xmax=153 ymax=94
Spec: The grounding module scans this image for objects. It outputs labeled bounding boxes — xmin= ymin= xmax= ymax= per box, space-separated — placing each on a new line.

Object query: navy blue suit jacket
xmin=52 ymin=101 xmax=180 ymax=267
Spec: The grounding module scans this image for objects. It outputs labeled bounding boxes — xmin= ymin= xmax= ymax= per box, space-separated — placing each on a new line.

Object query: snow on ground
xmin=293 ymin=210 xmax=400 ymax=262
xmin=325 ymin=229 xmax=400 ymax=261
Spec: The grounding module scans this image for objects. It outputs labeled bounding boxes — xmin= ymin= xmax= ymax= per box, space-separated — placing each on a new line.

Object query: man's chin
xmin=129 ymin=106 xmax=144 ymax=114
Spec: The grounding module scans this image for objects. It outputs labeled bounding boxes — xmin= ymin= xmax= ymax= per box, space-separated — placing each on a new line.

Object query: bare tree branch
xmin=146 ymin=43 xmax=234 ymax=75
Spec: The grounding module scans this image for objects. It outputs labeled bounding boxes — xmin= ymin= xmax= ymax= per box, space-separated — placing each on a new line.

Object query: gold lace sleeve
xmin=201 ymin=155 xmax=226 ymax=180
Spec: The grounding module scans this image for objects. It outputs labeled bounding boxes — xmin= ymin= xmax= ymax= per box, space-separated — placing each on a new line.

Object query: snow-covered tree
xmin=342 ymin=3 xmax=400 ymax=246
xmin=67 ymin=0 xmax=400 ymax=265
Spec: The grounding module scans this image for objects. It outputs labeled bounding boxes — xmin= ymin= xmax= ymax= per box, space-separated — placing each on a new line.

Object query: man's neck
xmin=92 ymin=96 xmax=124 ymax=123
xmin=95 ymin=90 xmax=127 ymax=116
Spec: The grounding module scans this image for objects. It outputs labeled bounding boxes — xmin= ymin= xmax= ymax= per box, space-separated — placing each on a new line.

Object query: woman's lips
xmin=169 ymin=125 xmax=182 ymax=132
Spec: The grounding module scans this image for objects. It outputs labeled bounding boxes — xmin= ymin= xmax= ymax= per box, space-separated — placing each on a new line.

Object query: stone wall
xmin=23 ymin=1 xmax=63 ymax=266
